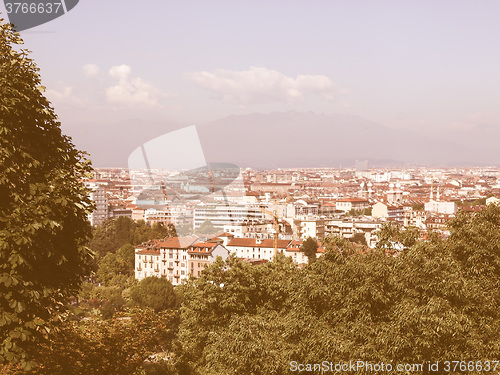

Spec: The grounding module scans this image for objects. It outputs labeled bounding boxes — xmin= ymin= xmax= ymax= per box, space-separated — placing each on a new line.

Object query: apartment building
xmin=144 ymin=208 xmax=172 ymax=226
xmin=225 ymin=238 xmax=291 ymax=262
xmin=372 ymin=202 xmax=404 ymax=223
xmin=188 ymin=242 xmax=229 ymax=277
xmin=325 ymin=217 xmax=381 ymax=247
xmin=293 ymin=217 xmax=325 ymax=239
xmin=193 ymin=203 xmax=264 ymax=229
xmin=88 ymin=185 xmax=109 ymax=226
xmin=424 ymin=200 xmax=457 ymax=215
xmin=335 ymin=198 xmax=370 ymax=212
xmin=226 ymin=238 xmax=328 ymax=265
xmin=135 ymin=237 xmax=230 ymax=285
xmin=403 ymin=209 xmax=427 ymax=228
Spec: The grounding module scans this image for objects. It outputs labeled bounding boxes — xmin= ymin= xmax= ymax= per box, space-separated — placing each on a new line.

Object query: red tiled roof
xmin=337 ymin=198 xmax=369 ymax=202
xmin=136 ymin=249 xmax=160 ymax=255
xmin=227 ymin=238 xmax=291 ymax=249
xmin=259 ymin=239 xmax=292 ymax=249
xmin=227 ymin=238 xmax=256 ymax=247
xmin=212 ymin=232 xmax=235 ymax=238
xmin=189 ymin=242 xmax=220 ymax=254
xmin=157 ymin=236 xmax=198 ymax=249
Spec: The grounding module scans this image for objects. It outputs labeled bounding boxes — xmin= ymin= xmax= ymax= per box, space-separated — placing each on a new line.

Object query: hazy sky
xmin=3 ymin=1 xmax=500 ymax=166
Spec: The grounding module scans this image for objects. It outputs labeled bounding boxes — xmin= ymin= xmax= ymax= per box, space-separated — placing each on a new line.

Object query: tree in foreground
xmin=300 ymin=236 xmax=318 ymax=263
xmin=5 ymin=308 xmax=178 ymax=375
xmin=130 ymin=276 xmax=179 ymax=312
xmin=0 ymin=20 xmax=93 ymax=369
xmin=174 ymin=206 xmax=500 ymax=374
xmin=349 ymin=232 xmax=367 ymax=246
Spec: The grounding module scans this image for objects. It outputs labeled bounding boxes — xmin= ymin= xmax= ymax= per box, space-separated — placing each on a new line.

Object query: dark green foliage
xmin=349 ymin=232 xmax=367 ymax=246
xmin=130 ymin=277 xmax=178 ymax=312
xmin=457 ymin=196 xmax=491 ymax=207
xmin=300 ymin=236 xmax=318 ymax=263
xmin=116 ymin=244 xmax=135 ymax=274
xmin=88 ymin=219 xmax=121 ymax=257
xmin=345 ymin=207 xmax=372 ymax=217
xmin=95 ymin=244 xmax=136 ymax=286
xmin=0 ymin=20 xmax=93 ymax=369
xmin=376 ymin=222 xmax=419 ymax=252
xmin=174 ymin=206 xmax=500 ymax=374
xmin=447 ymin=204 xmax=500 ymax=278
xmin=89 ymin=218 xmax=176 ymax=257
xmin=148 ymin=222 xmax=177 ymax=241
xmin=24 ymin=309 xmax=178 ymax=375
xmin=412 ymin=203 xmax=424 ymax=210
xmin=363 ymin=207 xmax=372 ymax=216
xmin=100 ymin=289 xmax=126 ymax=319
xmin=197 ymin=219 xmax=218 ymax=235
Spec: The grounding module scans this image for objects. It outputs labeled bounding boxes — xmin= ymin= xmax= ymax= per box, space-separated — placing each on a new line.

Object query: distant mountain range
xmin=71 ymin=112 xmax=499 ymax=168
xmin=198 ymin=112 xmax=499 ymax=168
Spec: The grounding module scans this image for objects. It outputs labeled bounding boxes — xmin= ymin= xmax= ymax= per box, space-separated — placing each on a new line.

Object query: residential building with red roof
xmin=335 ymin=198 xmax=370 ymax=212
xmin=135 ymin=236 xmax=230 ymax=285
xmin=226 ymin=238 xmax=292 ymax=262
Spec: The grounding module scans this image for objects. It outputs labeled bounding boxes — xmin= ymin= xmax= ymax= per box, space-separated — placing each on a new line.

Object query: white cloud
xmin=109 ymin=64 xmax=131 ymax=80
xmin=83 ymin=64 xmax=100 ymax=77
xmin=105 ymin=65 xmax=170 ymax=107
xmin=189 ymin=66 xmax=337 ymax=105
xmin=46 ymin=85 xmax=85 ymax=107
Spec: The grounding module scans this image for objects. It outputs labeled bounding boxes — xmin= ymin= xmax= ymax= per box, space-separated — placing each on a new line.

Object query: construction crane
xmin=259 ymin=207 xmax=282 ymax=259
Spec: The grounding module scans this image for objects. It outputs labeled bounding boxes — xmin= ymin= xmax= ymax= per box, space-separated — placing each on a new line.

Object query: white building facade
xmin=135 ymin=237 xmax=230 ymax=285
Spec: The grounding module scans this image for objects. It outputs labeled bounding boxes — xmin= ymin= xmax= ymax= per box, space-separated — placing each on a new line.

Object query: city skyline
xmin=4 ymin=0 xmax=500 ymax=167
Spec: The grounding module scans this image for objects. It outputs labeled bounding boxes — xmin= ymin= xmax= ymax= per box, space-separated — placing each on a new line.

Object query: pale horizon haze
xmin=2 ymin=1 xmax=499 ymax=167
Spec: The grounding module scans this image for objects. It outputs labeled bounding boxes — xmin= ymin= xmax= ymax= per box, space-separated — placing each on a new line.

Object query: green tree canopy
xmin=197 ymin=219 xmax=218 ymax=235
xmin=90 ymin=218 xmax=176 ymax=257
xmin=349 ymin=232 xmax=367 ymax=246
xmin=300 ymin=236 xmax=318 ymax=263
xmin=0 ymin=20 xmax=93 ymax=369
xmin=130 ymin=277 xmax=178 ymax=312
xmin=12 ymin=309 xmax=178 ymax=375
xmin=375 ymin=222 xmax=419 ymax=253
xmin=174 ymin=206 xmax=500 ymax=374
xmin=95 ymin=244 xmax=136 ymax=286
